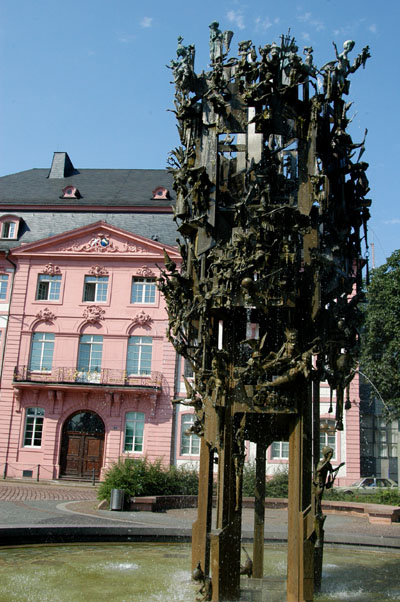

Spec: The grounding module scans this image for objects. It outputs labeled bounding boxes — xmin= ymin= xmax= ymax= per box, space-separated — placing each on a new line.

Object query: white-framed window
xmin=124 ymin=411 xmax=145 ymax=452
xmin=127 ymin=336 xmax=152 ymax=375
xmin=375 ymin=417 xmax=397 ymax=458
xmin=77 ymin=335 xmax=103 ymax=373
xmin=23 ymin=407 xmax=45 ymax=447
xmin=29 ymin=332 xmax=55 ymax=371
xmin=271 ymin=441 xmax=289 ymax=459
xmin=1 ymin=222 xmax=16 ymax=239
xmin=0 ymin=274 xmax=9 ymax=300
xmin=184 ymin=359 xmax=194 ymax=378
xmin=320 ymin=419 xmax=337 ymax=459
xmin=36 ymin=274 xmax=62 ymax=301
xmin=180 ymin=414 xmax=200 ymax=455
xmin=131 ymin=277 xmax=156 ymax=304
xmin=83 ymin=276 xmax=108 ymax=302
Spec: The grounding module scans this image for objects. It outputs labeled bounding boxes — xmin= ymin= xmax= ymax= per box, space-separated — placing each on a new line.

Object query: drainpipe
xmin=2 ymin=249 xmax=17 ymax=475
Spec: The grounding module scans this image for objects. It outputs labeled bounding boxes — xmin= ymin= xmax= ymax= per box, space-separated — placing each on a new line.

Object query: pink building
xmin=0 ymin=153 xmax=186 ymax=481
xmin=0 ymin=152 xmax=364 ymax=485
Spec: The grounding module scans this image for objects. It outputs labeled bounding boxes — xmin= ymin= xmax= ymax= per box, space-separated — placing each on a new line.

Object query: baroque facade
xmin=0 ymin=152 xmax=362 ymax=484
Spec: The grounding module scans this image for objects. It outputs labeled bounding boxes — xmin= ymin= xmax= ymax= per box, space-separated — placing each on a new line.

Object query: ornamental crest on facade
xmin=64 ymin=232 xmax=117 ymax=253
xmin=136 ymin=265 xmax=155 ymax=277
xmin=131 ymin=310 xmax=153 ymax=327
xmin=36 ymin=308 xmax=56 ymax=322
xmin=89 ymin=265 xmax=109 ymax=277
xmin=41 ymin=263 xmax=61 ymax=275
xmin=83 ymin=305 xmax=105 ymax=323
xmin=62 ymin=233 xmax=145 ymax=254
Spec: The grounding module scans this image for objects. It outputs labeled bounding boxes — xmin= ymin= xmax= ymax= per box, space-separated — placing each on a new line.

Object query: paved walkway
xmin=0 ymin=479 xmax=399 ymax=550
xmin=0 ymin=480 xmax=98 ymax=501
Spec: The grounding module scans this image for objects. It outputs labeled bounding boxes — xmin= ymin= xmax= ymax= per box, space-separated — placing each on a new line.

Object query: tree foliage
xmin=360 ymin=250 xmax=400 ymax=418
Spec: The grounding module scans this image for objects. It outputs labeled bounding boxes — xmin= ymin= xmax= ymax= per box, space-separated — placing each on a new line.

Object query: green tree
xmin=361 ymin=250 xmax=400 ymax=418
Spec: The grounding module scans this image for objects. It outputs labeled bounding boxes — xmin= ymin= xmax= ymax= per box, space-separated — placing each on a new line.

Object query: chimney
xmin=48 ymin=152 xmax=77 ymax=178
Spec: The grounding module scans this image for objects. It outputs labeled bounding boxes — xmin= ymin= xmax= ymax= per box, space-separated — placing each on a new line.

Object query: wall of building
xmin=0 ymin=224 xmax=179 ymax=480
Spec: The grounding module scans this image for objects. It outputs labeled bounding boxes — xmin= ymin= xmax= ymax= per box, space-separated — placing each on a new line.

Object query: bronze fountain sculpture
xmin=161 ymin=24 xmax=370 ymax=601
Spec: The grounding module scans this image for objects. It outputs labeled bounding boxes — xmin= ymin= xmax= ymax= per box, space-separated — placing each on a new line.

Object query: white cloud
xmin=368 ymin=23 xmax=377 ymax=34
xmin=296 ymin=12 xmax=324 ymax=32
xmin=140 ymin=17 xmax=153 ymax=28
xmin=301 ymin=32 xmax=311 ymax=42
xmin=255 ymin=16 xmax=273 ymax=30
xmin=383 ymin=218 xmax=400 ymax=225
xmin=297 ymin=12 xmax=312 ymax=23
xmin=118 ymin=34 xmax=136 ymax=44
xmin=254 ymin=16 xmax=280 ymax=31
xmin=227 ymin=10 xmax=245 ymax=30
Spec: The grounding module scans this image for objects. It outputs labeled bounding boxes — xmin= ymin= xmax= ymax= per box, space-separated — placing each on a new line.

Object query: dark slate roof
xmin=0 ymin=167 xmax=175 ymax=207
xmin=0 ymin=212 xmax=180 ymax=250
xmin=0 ymin=158 xmax=180 ymax=250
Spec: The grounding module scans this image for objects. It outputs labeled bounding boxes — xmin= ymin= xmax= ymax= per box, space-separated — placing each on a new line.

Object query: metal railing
xmin=13 ymin=366 xmax=163 ymax=389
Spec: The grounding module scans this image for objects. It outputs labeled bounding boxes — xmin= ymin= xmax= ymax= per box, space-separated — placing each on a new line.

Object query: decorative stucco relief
xmin=35 ymin=308 xmax=56 ymax=322
xmin=83 ymin=305 xmax=105 ymax=323
xmin=131 ymin=310 xmax=153 ymax=327
xmin=62 ymin=232 xmax=145 ymax=254
xmin=89 ymin=265 xmax=109 ymax=277
xmin=136 ymin=265 xmax=156 ymax=277
xmin=41 ymin=263 xmax=61 ymax=275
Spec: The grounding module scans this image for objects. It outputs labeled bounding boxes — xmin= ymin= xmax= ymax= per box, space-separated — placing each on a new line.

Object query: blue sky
xmin=0 ymin=0 xmax=398 ymax=266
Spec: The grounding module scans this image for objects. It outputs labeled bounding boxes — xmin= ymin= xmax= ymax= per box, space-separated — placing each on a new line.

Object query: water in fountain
xmin=0 ymin=543 xmax=398 ymax=601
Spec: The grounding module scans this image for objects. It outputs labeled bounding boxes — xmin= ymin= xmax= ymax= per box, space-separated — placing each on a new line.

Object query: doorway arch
xmin=59 ymin=410 xmax=105 ymax=479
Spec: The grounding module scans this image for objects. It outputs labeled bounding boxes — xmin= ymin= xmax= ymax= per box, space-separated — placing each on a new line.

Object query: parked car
xmin=335 ymin=477 xmax=398 ymax=495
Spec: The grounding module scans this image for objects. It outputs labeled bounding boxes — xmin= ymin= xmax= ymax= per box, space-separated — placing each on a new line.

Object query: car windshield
xmin=350 ymin=479 xmax=363 ymax=487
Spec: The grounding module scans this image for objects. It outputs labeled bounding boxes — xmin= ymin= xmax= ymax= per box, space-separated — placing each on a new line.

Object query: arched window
xmin=0 ymin=215 xmax=20 ymax=239
xmin=126 ymin=336 xmax=152 ymax=375
xmin=77 ymin=335 xmax=103 ymax=372
xmin=29 ymin=332 xmax=55 ymax=372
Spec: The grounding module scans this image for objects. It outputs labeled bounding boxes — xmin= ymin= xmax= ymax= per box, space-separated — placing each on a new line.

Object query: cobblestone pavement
xmin=0 ymin=479 xmax=98 ymax=501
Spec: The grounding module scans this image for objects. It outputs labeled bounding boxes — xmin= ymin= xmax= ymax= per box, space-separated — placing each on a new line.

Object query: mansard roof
xmin=0 ymin=211 xmax=180 ymax=250
xmin=0 ymin=167 xmax=174 ymax=207
xmin=0 ymin=153 xmax=179 ymax=251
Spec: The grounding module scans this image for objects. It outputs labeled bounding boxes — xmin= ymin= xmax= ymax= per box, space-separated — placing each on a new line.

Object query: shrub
xmin=168 ymin=464 xmax=199 ymax=495
xmin=377 ymin=490 xmax=400 ymax=506
xmin=97 ymin=458 xmax=148 ymax=502
xmin=266 ymin=467 xmax=289 ymax=498
xmin=242 ymin=461 xmax=257 ymax=497
xmin=98 ymin=457 xmax=198 ymax=502
xmin=242 ymin=462 xmax=289 ymax=498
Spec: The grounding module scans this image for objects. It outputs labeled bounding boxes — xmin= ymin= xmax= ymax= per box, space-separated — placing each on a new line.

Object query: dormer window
xmin=0 ymin=216 xmax=20 ymax=240
xmin=2 ymin=222 xmax=15 ymax=238
xmin=152 ymin=186 xmax=170 ymax=200
xmin=61 ymin=186 xmax=81 ymax=199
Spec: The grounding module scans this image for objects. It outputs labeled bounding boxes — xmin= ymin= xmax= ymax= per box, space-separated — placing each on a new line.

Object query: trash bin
xmin=110 ymin=488 xmax=125 ymax=511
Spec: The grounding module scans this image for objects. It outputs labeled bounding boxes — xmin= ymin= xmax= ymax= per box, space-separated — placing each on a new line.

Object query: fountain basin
xmin=0 ymin=543 xmax=399 ymax=602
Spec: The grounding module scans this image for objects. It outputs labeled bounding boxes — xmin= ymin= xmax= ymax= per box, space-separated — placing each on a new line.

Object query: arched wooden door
xmin=60 ymin=411 xmax=105 ymax=479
